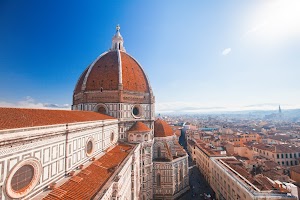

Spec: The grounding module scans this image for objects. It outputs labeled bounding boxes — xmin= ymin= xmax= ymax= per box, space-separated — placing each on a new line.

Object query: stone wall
xmin=0 ymin=119 xmax=118 ymax=199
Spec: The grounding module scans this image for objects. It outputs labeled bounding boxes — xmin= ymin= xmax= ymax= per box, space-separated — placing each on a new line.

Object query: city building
xmin=188 ymin=138 xmax=227 ymax=184
xmin=220 ymin=133 xmax=261 ymax=147
xmin=290 ymin=166 xmax=300 ymax=184
xmin=211 ymin=157 xmax=298 ymax=200
xmin=187 ymin=133 xmax=298 ymax=199
xmin=252 ymin=144 xmax=300 ymax=167
xmin=0 ymin=26 xmax=189 ymax=200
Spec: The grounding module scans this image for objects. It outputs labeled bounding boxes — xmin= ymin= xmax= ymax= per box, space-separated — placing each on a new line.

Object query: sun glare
xmin=245 ymin=0 xmax=300 ymax=44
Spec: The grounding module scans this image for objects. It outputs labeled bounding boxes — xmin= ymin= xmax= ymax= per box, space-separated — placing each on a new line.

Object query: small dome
xmin=154 ymin=119 xmax=174 ymax=137
xmin=128 ymin=121 xmax=151 ymax=132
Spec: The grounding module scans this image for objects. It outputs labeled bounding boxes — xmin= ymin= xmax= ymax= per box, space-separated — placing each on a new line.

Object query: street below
xmin=178 ymin=130 xmax=215 ymax=200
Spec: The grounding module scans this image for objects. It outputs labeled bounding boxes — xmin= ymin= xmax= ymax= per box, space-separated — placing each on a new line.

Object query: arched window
xmin=97 ymin=106 xmax=106 ymax=114
xmin=110 ymin=132 xmax=114 ymax=142
xmin=137 ymin=134 xmax=142 ymax=142
xmin=157 ymin=173 xmax=161 ymax=186
xmin=179 ymin=168 xmax=183 ymax=182
xmin=119 ymin=43 xmax=121 ymax=50
xmin=130 ymin=134 xmax=134 ymax=142
xmin=157 ymin=146 xmax=161 ymax=158
xmin=144 ymin=134 xmax=148 ymax=141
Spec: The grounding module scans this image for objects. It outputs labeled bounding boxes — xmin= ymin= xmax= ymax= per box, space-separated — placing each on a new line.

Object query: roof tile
xmin=0 ymin=107 xmax=115 ymax=130
xmin=154 ymin=119 xmax=174 ymax=137
xmin=128 ymin=121 xmax=151 ymax=132
xmin=43 ymin=144 xmax=133 ymax=200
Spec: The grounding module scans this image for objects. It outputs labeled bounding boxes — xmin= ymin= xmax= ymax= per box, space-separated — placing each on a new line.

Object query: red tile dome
xmin=74 ymin=51 xmax=150 ymax=94
xmin=73 ymin=26 xmax=154 ymax=109
xmin=154 ymin=119 xmax=174 ymax=137
xmin=128 ymin=121 xmax=151 ymax=132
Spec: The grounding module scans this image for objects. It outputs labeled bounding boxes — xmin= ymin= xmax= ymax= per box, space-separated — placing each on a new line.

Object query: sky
xmin=0 ymin=0 xmax=300 ymax=113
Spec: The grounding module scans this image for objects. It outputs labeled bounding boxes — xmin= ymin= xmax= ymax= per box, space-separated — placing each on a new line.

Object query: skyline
xmin=1 ymin=1 xmax=300 ymax=113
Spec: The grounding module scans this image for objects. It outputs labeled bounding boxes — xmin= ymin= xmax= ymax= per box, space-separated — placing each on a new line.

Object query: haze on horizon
xmin=0 ymin=0 xmax=299 ymax=113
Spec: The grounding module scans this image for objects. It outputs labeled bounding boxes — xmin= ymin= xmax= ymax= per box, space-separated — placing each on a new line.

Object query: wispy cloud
xmin=242 ymin=22 xmax=267 ymax=40
xmin=221 ymin=48 xmax=231 ymax=56
xmin=0 ymin=96 xmax=70 ymax=110
xmin=156 ymin=102 xmax=300 ymax=113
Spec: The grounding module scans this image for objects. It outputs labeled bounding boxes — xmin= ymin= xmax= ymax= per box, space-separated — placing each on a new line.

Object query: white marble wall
xmin=0 ymin=119 xmax=118 ymax=200
xmin=73 ymin=103 xmax=153 ymax=122
xmin=73 ymin=102 xmax=155 ymax=141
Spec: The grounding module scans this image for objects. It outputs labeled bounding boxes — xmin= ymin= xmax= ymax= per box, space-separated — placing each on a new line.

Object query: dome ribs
xmin=120 ymin=52 xmax=149 ymax=93
xmin=74 ymin=51 xmax=150 ymax=95
xmin=74 ymin=68 xmax=89 ymax=93
xmin=85 ymin=51 xmax=119 ymax=91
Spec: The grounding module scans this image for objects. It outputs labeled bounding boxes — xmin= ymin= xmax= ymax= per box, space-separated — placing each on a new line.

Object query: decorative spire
xmin=279 ymin=105 xmax=282 ymax=114
xmin=116 ymin=24 xmax=120 ymax=31
xmin=111 ymin=25 xmax=125 ymax=51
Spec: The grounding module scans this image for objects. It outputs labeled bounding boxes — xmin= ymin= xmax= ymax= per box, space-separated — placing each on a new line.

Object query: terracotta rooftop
xmin=154 ymin=119 xmax=174 ymax=137
xmin=172 ymin=126 xmax=182 ymax=137
xmin=290 ymin=165 xmax=300 ymax=174
xmin=0 ymin=107 xmax=115 ymax=130
xmin=262 ymin=160 xmax=280 ymax=170
xmin=269 ymin=135 xmax=291 ymax=142
xmin=220 ymin=158 xmax=276 ymax=191
xmin=262 ymin=170 xmax=283 ymax=181
xmin=194 ymin=139 xmax=226 ymax=157
xmin=128 ymin=121 xmax=151 ymax=132
xmin=43 ymin=144 xmax=133 ymax=200
xmin=253 ymin=143 xmax=300 ymax=153
xmin=74 ymin=51 xmax=150 ymax=94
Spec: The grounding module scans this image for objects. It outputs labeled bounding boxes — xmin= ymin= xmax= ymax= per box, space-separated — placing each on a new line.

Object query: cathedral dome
xmin=74 ymin=51 xmax=150 ymax=94
xmin=73 ymin=25 xmax=153 ymax=107
xmin=154 ymin=119 xmax=174 ymax=137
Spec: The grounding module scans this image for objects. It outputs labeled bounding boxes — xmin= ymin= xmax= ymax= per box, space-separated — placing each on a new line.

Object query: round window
xmin=6 ymin=159 xmax=42 ymax=199
xmin=132 ymin=105 xmax=142 ymax=118
xmin=86 ymin=138 xmax=95 ymax=156
xmin=133 ymin=107 xmax=139 ymax=116
xmin=11 ymin=165 xmax=34 ymax=192
xmin=87 ymin=141 xmax=93 ymax=154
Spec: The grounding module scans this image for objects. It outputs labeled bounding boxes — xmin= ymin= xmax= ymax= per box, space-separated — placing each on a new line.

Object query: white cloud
xmin=0 ymin=96 xmax=70 ymax=110
xmin=221 ymin=48 xmax=231 ymax=56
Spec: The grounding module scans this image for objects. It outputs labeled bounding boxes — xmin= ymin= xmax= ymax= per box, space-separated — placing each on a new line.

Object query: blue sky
xmin=0 ymin=0 xmax=300 ymax=112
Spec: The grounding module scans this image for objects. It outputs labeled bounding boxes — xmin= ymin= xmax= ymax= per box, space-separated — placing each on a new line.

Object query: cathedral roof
xmin=0 ymin=107 xmax=115 ymax=130
xmin=154 ymin=119 xmax=174 ymax=137
xmin=43 ymin=144 xmax=133 ymax=200
xmin=74 ymin=26 xmax=151 ymax=96
xmin=128 ymin=121 xmax=151 ymax=132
